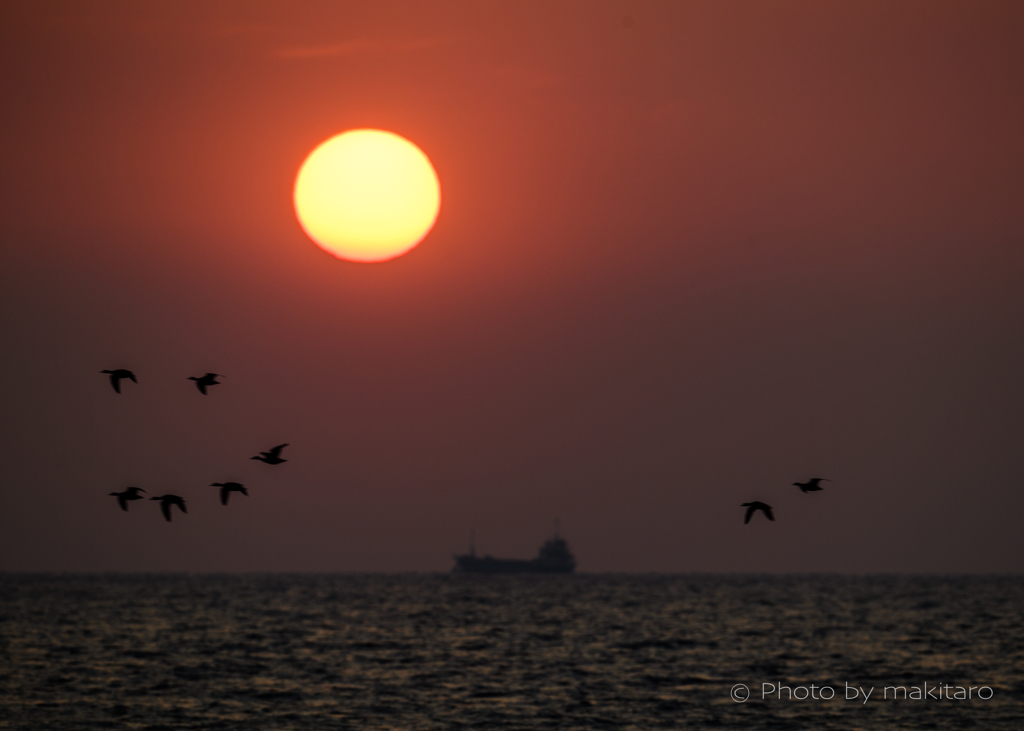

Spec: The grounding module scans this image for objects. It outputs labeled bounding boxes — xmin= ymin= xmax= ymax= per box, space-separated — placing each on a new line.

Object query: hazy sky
xmin=2 ymin=1 xmax=1022 ymax=572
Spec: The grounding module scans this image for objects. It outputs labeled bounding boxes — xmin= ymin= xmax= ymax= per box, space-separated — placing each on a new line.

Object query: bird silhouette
xmin=187 ymin=373 xmax=223 ymax=395
xmin=793 ymin=477 xmax=830 ymax=493
xmin=742 ymin=501 xmax=775 ymax=524
xmin=211 ymin=482 xmax=248 ymax=506
xmin=251 ymin=443 xmax=288 ymax=465
xmin=101 ymin=369 xmax=137 ymax=394
xmin=150 ymin=494 xmax=187 ymax=522
xmin=109 ymin=486 xmax=146 ymax=511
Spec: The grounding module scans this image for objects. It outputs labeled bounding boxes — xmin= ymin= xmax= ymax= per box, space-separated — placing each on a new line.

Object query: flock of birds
xmin=101 ymin=368 xmax=288 ymax=522
xmin=102 ymin=366 xmax=827 ymax=529
xmin=741 ymin=477 xmax=830 ymax=524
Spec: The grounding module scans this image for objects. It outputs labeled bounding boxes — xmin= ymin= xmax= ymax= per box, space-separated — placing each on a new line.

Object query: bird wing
xmin=240 ymin=485 xmax=248 ymax=496
xmin=220 ymin=486 xmax=229 ymax=505
xmin=197 ymin=382 xmax=207 ymax=394
xmin=744 ymin=505 xmax=755 ymax=524
xmin=127 ymin=371 xmax=137 ymax=383
xmin=160 ymin=501 xmax=171 ymax=521
xmin=117 ymin=495 xmax=128 ymax=511
xmin=764 ymin=505 xmax=775 ymax=521
xmin=110 ymin=375 xmax=121 ymax=393
xmin=178 ymin=499 xmax=187 ymax=514
xmin=269 ymin=444 xmax=288 ymax=457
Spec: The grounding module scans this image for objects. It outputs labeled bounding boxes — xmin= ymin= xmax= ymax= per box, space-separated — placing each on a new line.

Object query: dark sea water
xmin=1 ymin=574 xmax=1021 ymax=730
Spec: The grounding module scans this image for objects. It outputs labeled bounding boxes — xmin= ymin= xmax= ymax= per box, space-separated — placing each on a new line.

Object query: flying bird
xmin=101 ymin=369 xmax=137 ymax=394
xmin=251 ymin=443 xmax=288 ymax=465
xmin=742 ymin=501 xmax=775 ymax=524
xmin=109 ymin=486 xmax=146 ymax=511
xmin=150 ymin=494 xmax=187 ymax=522
xmin=211 ymin=482 xmax=248 ymax=506
xmin=187 ymin=373 xmax=223 ymax=395
xmin=793 ymin=478 xmax=830 ymax=493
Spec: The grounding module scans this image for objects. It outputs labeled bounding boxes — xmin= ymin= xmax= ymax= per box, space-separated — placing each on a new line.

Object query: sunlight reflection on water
xmin=1 ymin=574 xmax=1021 ymax=729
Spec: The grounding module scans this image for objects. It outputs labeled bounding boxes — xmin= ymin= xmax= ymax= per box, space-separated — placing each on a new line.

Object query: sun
xmin=293 ymin=129 xmax=440 ymax=263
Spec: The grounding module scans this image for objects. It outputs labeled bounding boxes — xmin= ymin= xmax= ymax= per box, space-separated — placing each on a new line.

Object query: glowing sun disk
xmin=293 ymin=129 xmax=440 ymax=262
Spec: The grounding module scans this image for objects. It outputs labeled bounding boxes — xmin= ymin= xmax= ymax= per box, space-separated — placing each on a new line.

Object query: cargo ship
xmin=452 ymin=524 xmax=576 ymax=574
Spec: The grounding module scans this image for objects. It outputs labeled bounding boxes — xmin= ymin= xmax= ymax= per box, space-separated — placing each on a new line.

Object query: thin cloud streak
xmin=274 ymin=36 xmax=453 ymax=59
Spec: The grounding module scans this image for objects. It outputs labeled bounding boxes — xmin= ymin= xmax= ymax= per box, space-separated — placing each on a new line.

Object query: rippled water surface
xmin=1 ymin=574 xmax=1021 ymax=729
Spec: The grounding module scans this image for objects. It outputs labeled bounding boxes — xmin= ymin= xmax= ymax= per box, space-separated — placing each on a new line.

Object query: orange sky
xmin=1 ymin=1 xmax=1023 ymax=571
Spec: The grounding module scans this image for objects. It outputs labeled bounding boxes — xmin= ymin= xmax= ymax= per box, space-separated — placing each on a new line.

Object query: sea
xmin=1 ymin=574 xmax=1021 ymax=730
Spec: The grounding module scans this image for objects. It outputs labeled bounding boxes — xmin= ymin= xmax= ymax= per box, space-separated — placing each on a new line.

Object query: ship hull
xmin=453 ymin=555 xmax=575 ymax=574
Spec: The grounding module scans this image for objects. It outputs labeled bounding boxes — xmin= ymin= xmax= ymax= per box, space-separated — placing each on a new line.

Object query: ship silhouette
xmin=453 ymin=523 xmax=576 ymax=574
